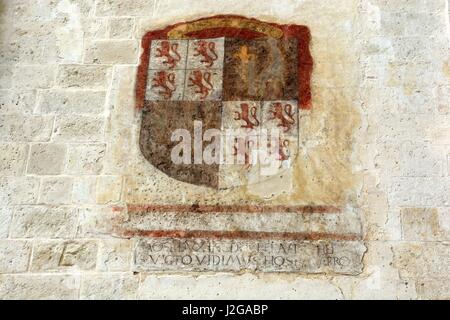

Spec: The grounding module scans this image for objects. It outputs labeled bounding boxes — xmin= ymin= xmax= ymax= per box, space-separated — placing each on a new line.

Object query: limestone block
xmin=53 ymin=115 xmax=105 ymax=142
xmin=379 ymin=12 xmax=407 ymax=37
xmin=388 ymin=62 xmax=446 ymax=89
xmin=66 ymin=144 xmax=106 ymax=175
xmin=9 ymin=206 xmax=78 ymax=238
xmin=431 ymin=126 xmax=450 ymax=145
xmin=5 ymin=0 xmax=94 ymax=20
xmin=404 ymin=12 xmax=448 ymax=36
xmin=0 ymin=90 xmax=36 ymax=114
xmin=98 ymin=239 xmax=132 ymax=271
xmin=341 ymin=241 xmax=417 ymax=299
xmin=393 ymin=242 xmax=450 ymax=279
xmin=416 ymin=279 xmax=450 ymax=300
xmin=138 ymin=274 xmax=343 ymax=299
xmin=0 ymin=115 xmax=54 ymax=142
xmin=391 ymin=37 xmax=434 ymax=63
xmin=0 ymin=240 xmax=31 ymax=273
xmin=77 ymin=206 xmax=127 ymax=237
xmin=390 ymin=177 xmax=450 ymax=206
xmin=6 ymin=20 xmax=60 ymax=64
xmin=401 ymin=208 xmax=450 ymax=241
xmin=0 ymin=66 xmax=13 ymax=89
xmin=109 ymin=18 xmax=135 ymax=39
xmin=72 ymin=176 xmax=97 ymax=204
xmin=376 ymin=114 xmax=434 ymax=142
xmin=12 ymin=65 xmax=55 ymax=89
xmin=39 ymin=177 xmax=73 ymax=205
xmin=31 ymin=240 xmax=98 ymax=272
xmin=360 ymin=37 xmax=396 ymax=64
xmin=38 ymin=90 xmax=106 ymax=114
xmin=0 ymin=177 xmax=39 ymax=205
xmin=27 ymin=143 xmax=67 ymax=175
xmin=0 ymin=207 xmax=12 ymax=238
xmin=0 ymin=144 xmax=28 ymax=176
xmin=0 ymin=275 xmax=79 ymax=299
xmin=56 ymin=65 xmax=112 ymax=89
xmin=367 ymin=0 xmax=445 ymax=13
xmin=438 ymin=207 xmax=450 ymax=234
xmin=375 ymin=142 xmax=445 ymax=177
xmin=448 ymin=153 xmax=450 ymax=175
xmin=435 ymin=85 xmax=449 ymax=114
xmin=96 ymin=175 xmax=122 ymax=204
xmin=84 ymin=40 xmax=138 ymax=64
xmin=81 ymin=274 xmax=139 ymax=300
xmin=95 ymin=0 xmax=156 ymax=16
xmin=396 ymin=88 xmax=436 ymax=114
xmin=81 ymin=18 xmax=109 ymax=39
xmin=0 ymin=91 xmax=12 ymax=114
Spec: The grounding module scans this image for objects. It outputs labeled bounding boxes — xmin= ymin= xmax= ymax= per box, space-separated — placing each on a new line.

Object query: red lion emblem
xmin=155 ymin=41 xmax=181 ymax=69
xmin=234 ymin=103 xmax=260 ymax=130
xmin=151 ymin=71 xmax=176 ymax=99
xmin=188 ymin=70 xmax=214 ymax=100
xmin=269 ymin=102 xmax=296 ymax=132
xmin=193 ymin=40 xmax=219 ymax=67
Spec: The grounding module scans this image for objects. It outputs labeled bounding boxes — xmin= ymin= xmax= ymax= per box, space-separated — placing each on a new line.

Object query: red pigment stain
xmin=126 ymin=204 xmax=341 ymax=214
xmin=119 ymin=229 xmax=361 ymax=241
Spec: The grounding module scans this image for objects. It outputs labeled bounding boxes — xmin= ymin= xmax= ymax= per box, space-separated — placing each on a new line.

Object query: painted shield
xmin=136 ymin=16 xmax=312 ymax=189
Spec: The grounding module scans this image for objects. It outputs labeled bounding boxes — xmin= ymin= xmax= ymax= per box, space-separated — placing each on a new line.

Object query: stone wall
xmin=0 ymin=0 xmax=449 ymax=299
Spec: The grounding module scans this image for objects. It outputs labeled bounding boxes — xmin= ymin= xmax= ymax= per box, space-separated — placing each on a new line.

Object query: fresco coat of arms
xmin=136 ymin=15 xmax=313 ymax=190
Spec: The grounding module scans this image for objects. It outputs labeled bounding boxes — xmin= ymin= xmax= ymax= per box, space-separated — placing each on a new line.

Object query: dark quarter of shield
xmin=222 ymin=37 xmax=298 ymax=101
xmin=140 ymin=101 xmax=222 ymax=189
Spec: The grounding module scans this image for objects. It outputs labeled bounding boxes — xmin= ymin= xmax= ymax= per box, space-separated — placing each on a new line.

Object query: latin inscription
xmin=134 ymin=238 xmax=366 ymax=275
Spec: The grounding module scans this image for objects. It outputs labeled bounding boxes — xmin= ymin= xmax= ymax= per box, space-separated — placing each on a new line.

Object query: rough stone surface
xmin=27 ymin=143 xmax=67 ymax=175
xmin=109 ymin=18 xmax=135 ymax=39
xmin=98 ymin=239 xmax=132 ymax=271
xmin=0 ymin=275 xmax=79 ymax=300
xmin=0 ymin=0 xmax=449 ymax=300
xmin=31 ymin=240 xmax=98 ymax=272
xmin=56 ymin=65 xmax=112 ymax=89
xmin=53 ymin=115 xmax=105 ymax=142
xmin=138 ymin=274 xmax=343 ymax=299
xmin=0 ymin=115 xmax=54 ymax=142
xmin=66 ymin=144 xmax=106 ymax=175
xmin=0 ymin=177 xmax=40 ymax=205
xmin=0 ymin=208 xmax=12 ymax=238
xmin=96 ymin=175 xmax=122 ymax=204
xmin=81 ymin=274 xmax=139 ymax=299
xmin=0 ymin=240 xmax=31 ymax=273
xmin=0 ymin=144 xmax=28 ymax=175
xmin=39 ymin=177 xmax=73 ymax=205
xmin=38 ymin=90 xmax=106 ymax=114
xmin=84 ymin=40 xmax=138 ymax=64
xmin=9 ymin=206 xmax=79 ymax=239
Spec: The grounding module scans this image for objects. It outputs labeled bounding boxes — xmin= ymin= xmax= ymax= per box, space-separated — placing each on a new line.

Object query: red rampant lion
xmin=269 ymin=102 xmax=296 ymax=132
xmin=151 ymin=71 xmax=176 ymax=99
xmin=188 ymin=70 xmax=214 ymax=100
xmin=155 ymin=41 xmax=181 ymax=69
xmin=193 ymin=40 xmax=218 ymax=67
xmin=234 ymin=103 xmax=260 ymax=130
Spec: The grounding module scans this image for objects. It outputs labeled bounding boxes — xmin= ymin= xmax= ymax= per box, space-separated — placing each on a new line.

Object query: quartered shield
xmin=136 ymin=16 xmax=312 ymax=189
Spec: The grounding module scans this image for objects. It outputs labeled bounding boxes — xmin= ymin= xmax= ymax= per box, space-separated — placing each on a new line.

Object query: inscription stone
xmin=134 ymin=238 xmax=366 ymax=275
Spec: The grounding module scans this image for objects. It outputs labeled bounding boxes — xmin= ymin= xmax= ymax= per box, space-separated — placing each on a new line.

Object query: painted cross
xmin=136 ymin=16 xmax=313 ymax=189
